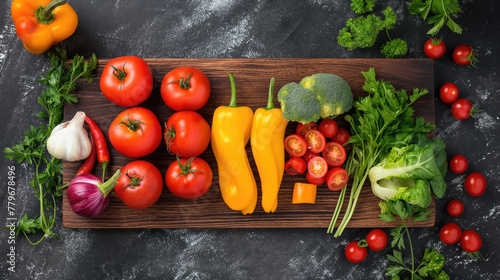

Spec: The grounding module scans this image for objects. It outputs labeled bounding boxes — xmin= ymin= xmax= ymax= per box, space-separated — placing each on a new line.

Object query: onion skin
xmin=67 ymin=170 xmax=121 ymax=218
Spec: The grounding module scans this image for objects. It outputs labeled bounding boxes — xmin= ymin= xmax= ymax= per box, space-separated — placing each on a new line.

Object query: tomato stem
xmin=175 ymin=156 xmax=204 ymax=178
xmin=122 ymin=170 xmax=145 ymax=189
xmin=228 ymin=73 xmax=238 ymax=107
xmin=111 ymin=62 xmax=128 ymax=90
xmin=163 ymin=123 xmax=176 ymax=153
xmin=265 ymin=77 xmax=275 ymax=110
xmin=167 ymin=72 xmax=193 ymax=89
xmin=117 ymin=114 xmax=145 ymax=133
xmin=36 ymin=0 xmax=66 ymax=24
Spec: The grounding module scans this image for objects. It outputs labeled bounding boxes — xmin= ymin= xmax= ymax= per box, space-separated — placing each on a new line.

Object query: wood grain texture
xmin=62 ymin=58 xmax=435 ymax=229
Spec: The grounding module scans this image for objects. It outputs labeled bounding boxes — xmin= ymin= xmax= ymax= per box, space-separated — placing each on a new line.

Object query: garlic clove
xmin=47 ymin=111 xmax=92 ymax=162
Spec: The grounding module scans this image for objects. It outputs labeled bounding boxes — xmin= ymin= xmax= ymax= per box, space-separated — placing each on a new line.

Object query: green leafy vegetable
xmin=409 ymin=0 xmax=462 ymax=36
xmin=381 ymin=38 xmax=408 ymax=58
xmin=327 ymin=68 xmax=431 ymax=237
xmin=4 ymin=47 xmax=97 ymax=244
xmin=350 ymin=0 xmax=377 ymax=14
xmin=277 ymin=82 xmax=321 ymax=124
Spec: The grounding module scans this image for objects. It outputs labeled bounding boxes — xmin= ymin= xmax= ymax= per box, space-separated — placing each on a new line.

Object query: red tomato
xmin=164 ymin=111 xmax=211 ymax=158
xmin=447 ymin=199 xmax=464 ymax=217
xmin=303 ymin=150 xmax=319 ymax=162
xmin=449 ymin=155 xmax=468 ymax=174
xmin=332 ymin=127 xmax=350 ymax=145
xmin=307 ymin=156 xmax=328 ymax=178
xmin=285 ymin=157 xmax=307 ymax=175
xmin=306 ymin=172 xmax=326 ymax=185
xmin=304 ymin=129 xmax=326 ymax=153
xmin=460 ymin=229 xmax=482 ymax=253
xmin=464 ymin=172 xmax=487 ymax=196
xmin=345 ymin=241 xmax=367 ymax=263
xmin=439 ymin=83 xmax=459 ymax=104
xmin=114 ymin=160 xmax=163 ymax=209
xmin=161 ymin=66 xmax=211 ymax=111
xmin=100 ymin=56 xmax=153 ymax=107
xmin=322 ymin=142 xmax=347 ymax=167
xmin=366 ymin=229 xmax=388 ymax=251
xmin=284 ymin=134 xmax=307 ymax=157
xmin=165 ymin=157 xmax=213 ymax=198
xmin=439 ymin=222 xmax=462 ymax=245
xmin=424 ymin=38 xmax=446 ymax=59
xmin=453 ymin=44 xmax=476 ymax=66
xmin=296 ymin=122 xmax=318 ymax=137
xmin=318 ymin=119 xmax=338 ymax=138
xmin=109 ymin=107 xmax=162 ymax=158
xmin=325 ymin=167 xmax=349 ymax=191
xmin=451 ymin=98 xmax=474 ymax=120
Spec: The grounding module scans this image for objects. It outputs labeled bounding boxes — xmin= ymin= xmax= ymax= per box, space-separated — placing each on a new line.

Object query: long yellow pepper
xmin=211 ymin=73 xmax=257 ymax=215
xmin=251 ymin=78 xmax=288 ymax=213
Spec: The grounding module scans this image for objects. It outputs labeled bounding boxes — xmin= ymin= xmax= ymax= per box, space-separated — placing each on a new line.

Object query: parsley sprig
xmin=409 ymin=0 xmax=462 ymax=36
xmin=3 ymin=47 xmax=97 ymax=244
xmin=380 ymin=200 xmax=449 ymax=280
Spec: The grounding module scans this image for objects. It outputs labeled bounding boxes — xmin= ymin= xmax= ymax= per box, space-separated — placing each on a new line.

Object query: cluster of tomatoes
xmin=439 ymin=154 xmax=486 ymax=256
xmin=345 ymin=229 xmax=388 ymax=263
xmin=99 ymin=56 xmax=213 ymax=209
xmin=283 ymin=119 xmax=350 ymax=191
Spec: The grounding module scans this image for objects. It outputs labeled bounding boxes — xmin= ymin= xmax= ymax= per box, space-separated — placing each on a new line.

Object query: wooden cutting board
xmin=62 ymin=58 xmax=435 ymax=229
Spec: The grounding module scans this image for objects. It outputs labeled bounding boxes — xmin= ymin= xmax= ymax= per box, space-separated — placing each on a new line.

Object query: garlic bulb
xmin=47 ymin=111 xmax=92 ymax=162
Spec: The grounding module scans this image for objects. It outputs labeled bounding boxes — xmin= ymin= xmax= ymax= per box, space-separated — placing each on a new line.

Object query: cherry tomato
xmin=307 ymin=156 xmax=328 ymax=179
xmin=322 ymin=142 xmax=347 ymax=167
xmin=100 ymin=56 xmax=153 ymax=107
xmin=115 ymin=160 xmax=163 ymax=209
xmin=303 ymin=150 xmax=319 ymax=162
xmin=453 ymin=44 xmax=476 ymax=66
xmin=439 ymin=83 xmax=459 ymax=104
xmin=424 ymin=38 xmax=446 ymax=59
xmin=449 ymin=155 xmax=468 ymax=174
xmin=284 ymin=134 xmax=307 ymax=157
xmin=296 ymin=122 xmax=318 ymax=137
xmin=306 ymin=172 xmax=326 ymax=185
xmin=325 ymin=167 xmax=349 ymax=191
xmin=447 ymin=199 xmax=464 ymax=217
xmin=451 ymin=98 xmax=474 ymax=120
xmin=366 ymin=229 xmax=388 ymax=251
xmin=161 ymin=66 xmax=211 ymax=111
xmin=285 ymin=157 xmax=307 ymax=175
xmin=439 ymin=222 xmax=462 ymax=245
xmin=332 ymin=127 xmax=350 ymax=145
xmin=318 ymin=119 xmax=338 ymax=138
xmin=164 ymin=111 xmax=211 ymax=158
xmin=109 ymin=107 xmax=162 ymax=158
xmin=165 ymin=157 xmax=213 ymax=199
xmin=460 ymin=229 xmax=482 ymax=253
xmin=304 ymin=129 xmax=326 ymax=153
xmin=345 ymin=241 xmax=367 ymax=263
xmin=464 ymin=172 xmax=487 ymax=196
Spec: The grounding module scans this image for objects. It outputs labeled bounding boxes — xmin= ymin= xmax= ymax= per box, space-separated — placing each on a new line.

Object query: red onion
xmin=67 ymin=169 xmax=122 ymax=218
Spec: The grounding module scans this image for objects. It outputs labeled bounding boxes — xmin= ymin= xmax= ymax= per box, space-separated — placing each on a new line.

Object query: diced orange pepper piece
xmin=292 ymin=183 xmax=317 ymax=204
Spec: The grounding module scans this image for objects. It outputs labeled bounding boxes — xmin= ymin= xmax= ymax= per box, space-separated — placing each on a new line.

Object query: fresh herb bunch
xmin=380 ymin=200 xmax=449 ymax=280
xmin=4 ymin=47 xmax=97 ymax=244
xmin=350 ymin=0 xmax=377 ymax=14
xmin=338 ymin=7 xmax=408 ymax=58
xmin=409 ymin=0 xmax=462 ymax=36
xmin=327 ymin=68 xmax=432 ymax=236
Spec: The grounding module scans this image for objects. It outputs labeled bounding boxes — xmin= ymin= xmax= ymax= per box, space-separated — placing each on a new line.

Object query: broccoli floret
xmin=277 ymin=82 xmax=321 ymax=124
xmin=299 ymin=73 xmax=353 ymax=118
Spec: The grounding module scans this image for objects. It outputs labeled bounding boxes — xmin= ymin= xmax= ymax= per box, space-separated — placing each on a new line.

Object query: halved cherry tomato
xmin=307 ymin=156 xmax=328 ymax=179
xmin=303 ymin=150 xmax=319 ymax=162
xmin=306 ymin=172 xmax=326 ymax=185
xmin=318 ymin=119 xmax=338 ymax=138
xmin=332 ymin=127 xmax=350 ymax=145
xmin=296 ymin=122 xmax=318 ymax=137
xmin=161 ymin=66 xmax=211 ymax=111
xmin=326 ymin=167 xmax=349 ymax=191
xmin=292 ymin=183 xmax=317 ymax=204
xmin=304 ymin=129 xmax=326 ymax=153
xmin=284 ymin=134 xmax=307 ymax=157
xmin=285 ymin=157 xmax=307 ymax=175
xmin=322 ymin=142 xmax=347 ymax=167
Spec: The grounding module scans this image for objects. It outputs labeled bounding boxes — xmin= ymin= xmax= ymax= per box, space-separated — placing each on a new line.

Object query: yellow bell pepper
xmin=251 ymin=78 xmax=288 ymax=213
xmin=11 ymin=0 xmax=78 ymax=54
xmin=211 ymin=73 xmax=257 ymax=215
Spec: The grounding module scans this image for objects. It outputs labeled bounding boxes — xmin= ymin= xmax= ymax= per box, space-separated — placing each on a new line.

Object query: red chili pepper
xmin=76 ymin=134 xmax=96 ymax=176
xmin=84 ymin=116 xmax=110 ymax=180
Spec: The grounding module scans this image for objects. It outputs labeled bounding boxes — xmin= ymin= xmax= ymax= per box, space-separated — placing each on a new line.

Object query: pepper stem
xmin=36 ymin=0 xmax=67 ymax=24
xmin=98 ymin=169 xmax=122 ymax=196
xmin=228 ymin=73 xmax=238 ymax=107
xmin=265 ymin=77 xmax=276 ymax=110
